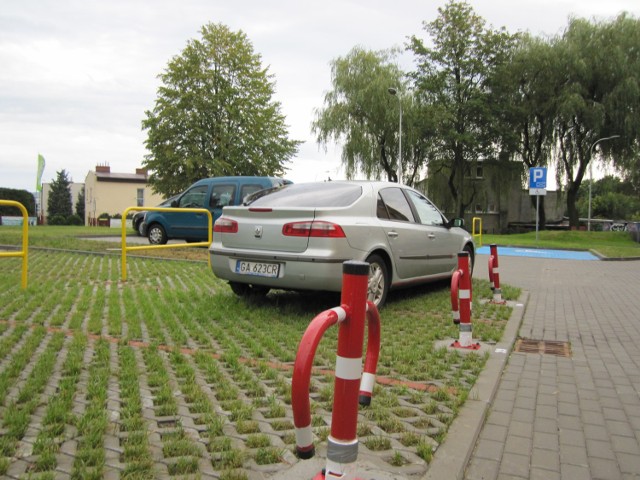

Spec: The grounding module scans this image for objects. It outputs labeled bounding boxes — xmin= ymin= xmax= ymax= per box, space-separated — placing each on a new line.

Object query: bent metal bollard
xmin=292 ymin=261 xmax=381 ymax=480
xmin=450 ymin=251 xmax=480 ymax=350
xmin=488 ymin=244 xmax=507 ymax=304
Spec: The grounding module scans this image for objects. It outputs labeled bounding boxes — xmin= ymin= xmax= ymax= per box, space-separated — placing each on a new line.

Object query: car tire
xmin=366 ymin=254 xmax=389 ymax=308
xmin=229 ymin=282 xmax=270 ymax=298
xmin=463 ymin=244 xmax=475 ymax=276
xmin=148 ymin=224 xmax=168 ymax=245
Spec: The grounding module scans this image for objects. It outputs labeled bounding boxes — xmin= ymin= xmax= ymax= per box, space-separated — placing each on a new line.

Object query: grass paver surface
xmin=0 ymin=243 xmax=518 ymax=479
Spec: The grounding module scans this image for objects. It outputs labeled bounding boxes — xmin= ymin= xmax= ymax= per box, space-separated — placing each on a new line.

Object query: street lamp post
xmin=388 ymin=87 xmax=402 ymax=184
xmin=588 ymin=135 xmax=620 ymax=231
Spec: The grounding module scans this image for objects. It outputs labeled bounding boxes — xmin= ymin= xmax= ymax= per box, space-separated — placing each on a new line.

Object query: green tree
xmin=312 ymin=47 xmax=415 ymax=183
xmin=408 ymin=0 xmax=518 ymax=217
xmin=0 ymin=188 xmax=36 ymax=216
xmin=490 ymin=35 xmax=559 ymax=227
xmin=142 ymin=23 xmax=300 ymax=196
xmin=75 ymin=186 xmax=85 ymax=223
xmin=577 ymin=175 xmax=640 ymax=220
xmin=47 ymin=170 xmax=73 ymax=221
xmin=554 ymin=14 xmax=640 ymax=227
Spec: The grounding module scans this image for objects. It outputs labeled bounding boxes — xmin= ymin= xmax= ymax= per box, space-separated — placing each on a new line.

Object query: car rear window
xmin=249 ymin=183 xmax=362 ymax=207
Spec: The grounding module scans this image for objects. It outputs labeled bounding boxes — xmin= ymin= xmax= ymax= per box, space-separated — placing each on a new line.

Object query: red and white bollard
xmin=488 ymin=244 xmax=507 ymax=305
xmin=291 ymin=261 xmax=381 ymax=480
xmin=451 ymin=251 xmax=480 ymax=350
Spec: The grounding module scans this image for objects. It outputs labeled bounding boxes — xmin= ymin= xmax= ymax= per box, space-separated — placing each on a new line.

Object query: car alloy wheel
xmin=366 ymin=254 xmax=389 ymax=308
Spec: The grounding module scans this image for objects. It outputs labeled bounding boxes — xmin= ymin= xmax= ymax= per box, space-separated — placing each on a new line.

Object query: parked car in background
xmin=143 ymin=176 xmax=291 ymax=245
xmin=209 ymin=181 xmax=474 ymax=307
xmin=132 ymin=195 xmax=178 ymax=236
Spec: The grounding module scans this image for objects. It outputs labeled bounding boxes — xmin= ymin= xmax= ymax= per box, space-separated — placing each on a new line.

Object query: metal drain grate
xmin=514 ymin=338 xmax=571 ymax=357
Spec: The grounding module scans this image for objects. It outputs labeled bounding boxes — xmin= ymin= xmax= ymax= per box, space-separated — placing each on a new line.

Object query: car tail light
xmin=214 ymin=217 xmax=238 ymax=233
xmin=282 ymin=221 xmax=346 ymax=238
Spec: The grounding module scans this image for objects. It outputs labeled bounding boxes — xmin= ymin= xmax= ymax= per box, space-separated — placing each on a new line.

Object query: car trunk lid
xmin=218 ymin=206 xmax=316 ymax=253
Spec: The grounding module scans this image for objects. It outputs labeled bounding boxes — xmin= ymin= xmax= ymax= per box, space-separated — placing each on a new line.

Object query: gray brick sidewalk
xmin=465 ymin=256 xmax=640 ymax=480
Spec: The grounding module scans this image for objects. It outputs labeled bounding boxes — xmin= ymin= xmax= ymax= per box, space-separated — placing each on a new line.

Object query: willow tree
xmin=142 ymin=23 xmax=300 ymax=196
xmin=408 ymin=0 xmax=518 ymax=217
xmin=489 ymin=35 xmax=558 ymax=227
xmin=554 ymin=14 xmax=640 ymax=227
xmin=312 ymin=47 xmax=420 ymax=183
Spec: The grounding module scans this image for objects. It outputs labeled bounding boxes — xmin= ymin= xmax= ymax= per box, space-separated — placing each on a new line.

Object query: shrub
xmin=67 ymin=214 xmax=84 ymax=226
xmin=48 ymin=214 xmax=67 ymax=225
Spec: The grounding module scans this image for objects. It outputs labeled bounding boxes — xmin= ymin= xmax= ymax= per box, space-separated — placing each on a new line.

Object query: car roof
xmin=191 ymin=176 xmax=287 ymax=186
xmin=292 ymin=180 xmax=417 ymax=190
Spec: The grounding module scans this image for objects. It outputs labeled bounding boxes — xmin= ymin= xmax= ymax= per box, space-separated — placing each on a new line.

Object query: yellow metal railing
xmin=472 ymin=216 xmax=482 ymax=247
xmin=0 ymin=200 xmax=29 ymax=289
xmin=120 ymin=206 xmax=213 ymax=281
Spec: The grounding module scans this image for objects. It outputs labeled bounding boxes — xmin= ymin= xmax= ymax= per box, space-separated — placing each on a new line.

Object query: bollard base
xmin=297 ymin=446 xmax=316 ymax=460
xmin=450 ymin=340 xmax=481 ymax=350
xmin=490 ymin=289 xmax=507 ymax=305
xmin=313 ymin=472 xmax=366 ymax=480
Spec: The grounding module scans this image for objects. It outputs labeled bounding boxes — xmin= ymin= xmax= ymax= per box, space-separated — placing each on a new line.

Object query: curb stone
xmin=420 ymin=292 xmax=528 ymax=480
xmin=274 ymin=292 xmax=528 ymax=480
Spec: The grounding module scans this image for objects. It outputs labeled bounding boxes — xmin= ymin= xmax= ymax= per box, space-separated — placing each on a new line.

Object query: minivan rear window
xmin=250 ymin=183 xmax=362 ymax=208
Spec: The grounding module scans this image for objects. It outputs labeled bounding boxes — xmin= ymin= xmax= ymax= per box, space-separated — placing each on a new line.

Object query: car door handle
xmin=387 ymin=231 xmax=399 ymax=238
xmin=427 ymin=233 xmax=436 ymax=239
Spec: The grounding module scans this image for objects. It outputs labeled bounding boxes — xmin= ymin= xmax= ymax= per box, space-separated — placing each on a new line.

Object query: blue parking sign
xmin=529 ymin=167 xmax=547 ymax=195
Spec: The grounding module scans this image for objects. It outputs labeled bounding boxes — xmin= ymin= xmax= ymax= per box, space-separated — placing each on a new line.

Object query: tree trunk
xmin=566 ymin=183 xmax=580 ymax=228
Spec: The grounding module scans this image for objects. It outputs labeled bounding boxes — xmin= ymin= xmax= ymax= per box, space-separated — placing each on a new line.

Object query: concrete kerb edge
xmin=421 ymin=290 xmax=529 ymax=480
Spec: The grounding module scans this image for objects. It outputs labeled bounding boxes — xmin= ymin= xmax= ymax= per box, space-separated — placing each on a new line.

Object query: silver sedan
xmin=209 ymin=181 xmax=474 ymax=307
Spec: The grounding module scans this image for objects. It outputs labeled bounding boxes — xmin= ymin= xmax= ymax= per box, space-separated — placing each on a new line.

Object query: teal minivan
xmin=142 ymin=176 xmax=290 ymax=245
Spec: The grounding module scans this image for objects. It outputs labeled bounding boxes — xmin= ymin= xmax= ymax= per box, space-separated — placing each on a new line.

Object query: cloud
xmin=1 ymin=0 xmax=639 ymax=190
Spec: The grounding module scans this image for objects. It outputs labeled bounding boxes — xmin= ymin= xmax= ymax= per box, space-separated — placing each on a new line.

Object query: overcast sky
xmin=2 ymin=0 xmax=639 ymax=192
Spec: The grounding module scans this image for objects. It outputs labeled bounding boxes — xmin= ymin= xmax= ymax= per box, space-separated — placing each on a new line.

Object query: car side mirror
xmin=449 ymin=218 xmax=465 ymax=228
xmin=171 ymin=200 xmax=178 ymax=208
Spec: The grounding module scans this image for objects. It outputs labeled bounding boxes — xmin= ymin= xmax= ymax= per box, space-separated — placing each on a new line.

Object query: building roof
xmin=90 ymin=166 xmax=149 ymax=183
xmin=94 ymin=171 xmax=148 ymax=183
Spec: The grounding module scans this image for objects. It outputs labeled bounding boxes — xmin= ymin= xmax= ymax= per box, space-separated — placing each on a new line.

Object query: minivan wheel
xmin=366 ymin=254 xmax=389 ymax=308
xmin=229 ymin=282 xmax=270 ymax=298
xmin=148 ymin=224 xmax=168 ymax=245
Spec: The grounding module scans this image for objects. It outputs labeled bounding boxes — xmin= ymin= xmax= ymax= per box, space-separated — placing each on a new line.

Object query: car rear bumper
xmin=210 ymin=249 xmax=352 ymax=292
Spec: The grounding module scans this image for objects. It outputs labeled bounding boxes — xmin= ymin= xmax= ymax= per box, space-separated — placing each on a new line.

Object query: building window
xmin=137 ymin=189 xmax=144 ymax=207
xmin=476 ymin=164 xmax=484 ymax=179
xmin=488 ymin=203 xmax=497 ymax=213
xmin=475 ymin=204 xmax=483 ymax=213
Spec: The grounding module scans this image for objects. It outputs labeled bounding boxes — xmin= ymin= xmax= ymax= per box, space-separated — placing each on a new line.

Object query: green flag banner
xmin=36 ymin=154 xmax=45 ymax=192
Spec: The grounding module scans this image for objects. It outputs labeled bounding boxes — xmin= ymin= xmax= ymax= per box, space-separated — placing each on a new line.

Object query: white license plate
xmin=235 ymin=260 xmax=280 ymax=278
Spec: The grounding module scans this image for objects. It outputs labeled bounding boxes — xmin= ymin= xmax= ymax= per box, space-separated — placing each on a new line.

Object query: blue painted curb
xmin=476 ymin=246 xmax=599 ymax=261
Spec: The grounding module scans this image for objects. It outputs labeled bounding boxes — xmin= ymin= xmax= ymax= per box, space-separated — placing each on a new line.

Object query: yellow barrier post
xmin=472 ymin=217 xmax=482 ymax=247
xmin=120 ymin=206 xmax=213 ymax=281
xmin=0 ymin=200 xmax=29 ymax=289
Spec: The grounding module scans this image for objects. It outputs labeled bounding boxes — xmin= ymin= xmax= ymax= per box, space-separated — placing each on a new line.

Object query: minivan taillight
xmin=282 ymin=221 xmax=346 ymax=238
xmin=214 ymin=217 xmax=238 ymax=233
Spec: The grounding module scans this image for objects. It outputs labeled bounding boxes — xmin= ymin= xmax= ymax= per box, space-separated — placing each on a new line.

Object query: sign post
xmin=529 ymin=167 xmax=547 ymax=242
